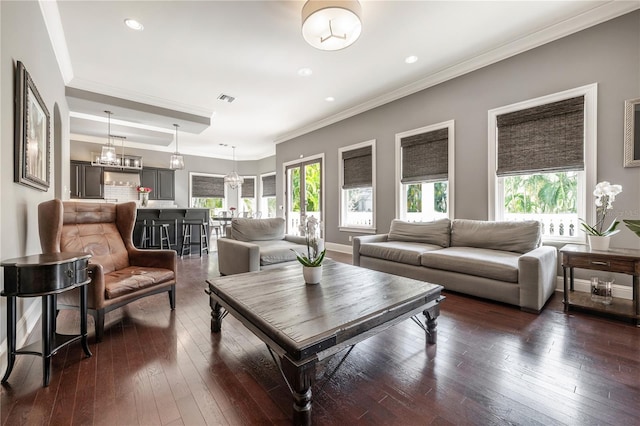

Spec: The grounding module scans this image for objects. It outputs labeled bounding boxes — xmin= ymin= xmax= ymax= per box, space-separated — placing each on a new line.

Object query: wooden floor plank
xmin=2 ymin=250 xmax=639 ymax=425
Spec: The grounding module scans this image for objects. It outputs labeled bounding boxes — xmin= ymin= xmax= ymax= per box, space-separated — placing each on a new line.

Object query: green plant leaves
xmin=623 ymin=219 xmax=640 ymax=238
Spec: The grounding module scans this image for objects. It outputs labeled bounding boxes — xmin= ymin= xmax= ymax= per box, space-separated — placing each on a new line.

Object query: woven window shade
xmin=342 ymin=145 xmax=372 ymax=189
xmin=401 ymin=128 xmax=448 ymax=184
xmin=496 ymin=96 xmax=584 ymax=176
xmin=241 ymin=177 xmax=255 ymax=198
xmin=191 ymin=175 xmax=224 ymax=198
xmin=262 ymin=175 xmax=276 ymax=197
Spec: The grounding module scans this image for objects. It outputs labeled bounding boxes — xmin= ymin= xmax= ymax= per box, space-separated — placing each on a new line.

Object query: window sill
xmin=542 ymin=235 xmax=585 ymax=245
xmin=339 ymin=226 xmax=377 ymax=234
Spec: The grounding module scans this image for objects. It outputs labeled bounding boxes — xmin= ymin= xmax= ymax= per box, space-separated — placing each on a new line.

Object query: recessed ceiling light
xmin=124 ymin=18 xmax=144 ymax=31
xmin=325 ymin=96 xmax=335 ymax=102
xmin=298 ymin=67 xmax=313 ymax=77
xmin=405 ymin=55 xmax=418 ymax=64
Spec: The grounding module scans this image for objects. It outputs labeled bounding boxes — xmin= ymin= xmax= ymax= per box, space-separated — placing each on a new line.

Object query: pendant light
xmin=224 ymin=146 xmax=244 ymax=189
xmin=169 ymin=124 xmax=185 ymax=170
xmin=100 ymin=111 xmax=117 ymax=164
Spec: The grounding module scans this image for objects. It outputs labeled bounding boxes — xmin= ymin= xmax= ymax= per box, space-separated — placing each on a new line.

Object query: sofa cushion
xmin=255 ymin=240 xmax=308 ymax=266
xmin=360 ymin=241 xmax=442 ymax=266
xmin=421 ymin=247 xmax=520 ymax=283
xmin=105 ymin=266 xmax=175 ymax=299
xmin=230 ymin=217 xmax=285 ymax=242
xmin=450 ymin=219 xmax=540 ymax=254
xmin=387 ymin=218 xmax=451 ymax=247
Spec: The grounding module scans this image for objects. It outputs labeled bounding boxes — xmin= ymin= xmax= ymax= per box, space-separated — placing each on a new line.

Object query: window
xmin=241 ymin=176 xmax=256 ymax=217
xmin=189 ymin=173 xmax=226 ymax=217
xmin=395 ymin=121 xmax=455 ymax=221
xmin=339 ymin=140 xmax=375 ymax=231
xmin=260 ymin=173 xmax=276 ymax=218
xmin=489 ymin=84 xmax=597 ymax=242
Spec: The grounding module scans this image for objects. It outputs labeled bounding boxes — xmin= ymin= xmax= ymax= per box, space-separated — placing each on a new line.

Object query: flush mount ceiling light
xmin=100 ymin=111 xmax=117 ymax=165
xmin=124 ymin=18 xmax=144 ymax=31
xmin=301 ymin=0 xmax=362 ymax=51
xmin=224 ymin=146 xmax=244 ymax=189
xmin=405 ymin=55 xmax=419 ymax=64
xmin=169 ymin=124 xmax=185 ymax=170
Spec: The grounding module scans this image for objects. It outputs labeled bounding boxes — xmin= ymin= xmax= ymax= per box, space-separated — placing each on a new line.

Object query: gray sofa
xmin=353 ymin=219 xmax=557 ymax=313
xmin=217 ymin=217 xmax=322 ymax=275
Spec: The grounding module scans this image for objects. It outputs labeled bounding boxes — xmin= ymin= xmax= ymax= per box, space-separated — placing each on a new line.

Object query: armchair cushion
xmin=255 ymin=240 xmax=308 ymax=266
xmin=105 ymin=266 xmax=175 ymax=299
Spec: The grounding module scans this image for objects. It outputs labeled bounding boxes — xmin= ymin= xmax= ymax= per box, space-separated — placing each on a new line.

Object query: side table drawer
xmin=568 ymin=256 xmax=636 ymax=273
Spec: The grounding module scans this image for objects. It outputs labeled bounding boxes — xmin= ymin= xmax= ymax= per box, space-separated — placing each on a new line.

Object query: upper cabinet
xmin=70 ymin=161 xmax=103 ymax=199
xmin=141 ymin=167 xmax=175 ymax=200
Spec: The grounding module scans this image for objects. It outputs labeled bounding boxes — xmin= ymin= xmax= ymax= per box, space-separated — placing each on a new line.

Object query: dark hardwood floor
xmin=2 ymin=248 xmax=639 ymax=425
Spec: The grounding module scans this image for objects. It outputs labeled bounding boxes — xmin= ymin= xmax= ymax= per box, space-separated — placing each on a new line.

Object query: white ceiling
xmin=48 ymin=1 xmax=639 ymax=161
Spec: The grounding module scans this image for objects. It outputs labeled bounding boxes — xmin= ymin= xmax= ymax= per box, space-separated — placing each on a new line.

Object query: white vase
xmin=303 ymin=265 xmax=322 ymax=284
xmin=588 ymin=235 xmax=610 ymax=251
xmin=140 ymin=192 xmax=149 ymax=207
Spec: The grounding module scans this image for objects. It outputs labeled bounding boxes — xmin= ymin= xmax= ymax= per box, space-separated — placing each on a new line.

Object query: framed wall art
xmin=14 ymin=61 xmax=50 ymax=191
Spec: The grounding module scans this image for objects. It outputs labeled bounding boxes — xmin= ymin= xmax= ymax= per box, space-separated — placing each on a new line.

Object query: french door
xmin=285 ymin=157 xmax=323 ymax=236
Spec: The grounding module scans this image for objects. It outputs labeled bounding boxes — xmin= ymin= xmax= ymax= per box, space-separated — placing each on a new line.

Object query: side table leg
xmin=80 ymin=285 xmax=92 ymax=357
xmin=211 ymin=302 xmax=223 ymax=332
xmin=281 ymin=357 xmax=315 ymax=426
xmin=423 ymin=303 xmax=441 ymax=345
xmin=1 ymin=296 xmax=17 ymax=383
xmin=42 ymin=295 xmax=55 ymax=387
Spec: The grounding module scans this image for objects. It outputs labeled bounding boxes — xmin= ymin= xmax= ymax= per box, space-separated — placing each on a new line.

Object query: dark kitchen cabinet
xmin=141 ymin=167 xmax=175 ymax=200
xmin=70 ymin=161 xmax=103 ymax=199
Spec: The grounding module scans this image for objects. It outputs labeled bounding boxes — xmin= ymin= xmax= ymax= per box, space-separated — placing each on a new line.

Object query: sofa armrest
xmin=352 ymin=234 xmax=389 ymax=266
xmin=217 ymin=237 xmax=260 ymax=275
xmin=518 ymin=245 xmax=558 ymax=312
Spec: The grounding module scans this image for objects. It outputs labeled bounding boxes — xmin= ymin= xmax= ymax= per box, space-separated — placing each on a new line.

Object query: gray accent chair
xmin=353 ymin=219 xmax=557 ymax=313
xmin=217 ymin=217 xmax=323 ymax=276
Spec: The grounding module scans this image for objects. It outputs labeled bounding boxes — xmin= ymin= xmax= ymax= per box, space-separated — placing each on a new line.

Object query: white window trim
xmin=188 ymin=172 xmax=227 ymax=208
xmin=338 ymin=139 xmax=376 ymax=233
xmin=395 ymin=120 xmax=456 ymax=220
xmin=259 ymin=172 xmax=276 ymax=217
xmin=487 ymin=83 xmax=597 ymax=243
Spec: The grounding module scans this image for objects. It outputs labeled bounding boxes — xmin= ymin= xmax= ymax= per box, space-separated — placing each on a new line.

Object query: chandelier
xmin=301 ymin=0 xmax=362 ymax=51
xmin=100 ymin=111 xmax=117 ymax=165
xmin=169 ymin=124 xmax=185 ymax=170
xmin=224 ymin=146 xmax=244 ymax=189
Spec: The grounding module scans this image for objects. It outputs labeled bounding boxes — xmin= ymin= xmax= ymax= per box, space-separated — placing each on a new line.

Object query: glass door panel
xmin=286 ymin=158 xmax=322 ymax=235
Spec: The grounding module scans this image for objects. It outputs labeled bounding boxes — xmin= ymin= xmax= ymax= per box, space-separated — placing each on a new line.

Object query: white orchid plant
xmin=580 ymin=181 xmax=623 ymax=237
xmin=292 ymin=215 xmax=326 ymax=267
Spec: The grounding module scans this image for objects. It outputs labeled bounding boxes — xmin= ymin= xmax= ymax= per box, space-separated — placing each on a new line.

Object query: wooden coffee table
xmin=206 ymin=260 xmax=444 ymax=425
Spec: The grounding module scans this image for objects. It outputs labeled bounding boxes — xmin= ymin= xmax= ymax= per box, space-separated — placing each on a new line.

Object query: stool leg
xmin=201 ymin=224 xmax=209 ymax=255
xmin=180 ymin=224 xmax=189 ymax=257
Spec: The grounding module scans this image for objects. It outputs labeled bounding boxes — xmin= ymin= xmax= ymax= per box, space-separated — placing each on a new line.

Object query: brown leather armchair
xmin=38 ymin=199 xmax=176 ymax=341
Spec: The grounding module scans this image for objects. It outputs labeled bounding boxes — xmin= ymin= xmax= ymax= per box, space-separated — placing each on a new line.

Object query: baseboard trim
xmin=555 ymin=276 xmax=633 ymax=300
xmin=325 ymin=242 xmax=352 ymax=254
xmin=0 ymin=299 xmax=42 ymax=376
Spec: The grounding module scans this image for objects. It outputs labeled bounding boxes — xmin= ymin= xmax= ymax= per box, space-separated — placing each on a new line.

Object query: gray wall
xmin=70 ymin=140 xmax=276 ymax=208
xmin=1 ymin=2 xmax=70 ymax=354
xmin=277 ymin=11 xmax=640 ymax=249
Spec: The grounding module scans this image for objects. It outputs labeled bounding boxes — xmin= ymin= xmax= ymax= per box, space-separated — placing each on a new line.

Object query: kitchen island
xmin=135 ymin=208 xmax=210 ymax=254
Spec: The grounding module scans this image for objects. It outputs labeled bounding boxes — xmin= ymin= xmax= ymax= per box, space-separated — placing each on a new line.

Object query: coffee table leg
xmin=281 ymin=357 xmax=315 ymax=426
xmin=423 ymin=303 xmax=441 ymax=345
xmin=211 ymin=302 xmax=223 ymax=332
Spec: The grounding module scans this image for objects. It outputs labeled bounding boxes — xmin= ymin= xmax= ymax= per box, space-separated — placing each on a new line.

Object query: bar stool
xmin=181 ymin=220 xmax=209 ymax=257
xmin=140 ymin=223 xmax=172 ymax=250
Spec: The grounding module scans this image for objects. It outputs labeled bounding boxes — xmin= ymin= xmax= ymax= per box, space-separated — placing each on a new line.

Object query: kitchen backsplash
xmin=104 ymin=185 xmax=177 ymax=208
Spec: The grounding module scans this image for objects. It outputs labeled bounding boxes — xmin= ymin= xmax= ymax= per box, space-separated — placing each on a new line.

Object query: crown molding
xmin=275 ymin=1 xmax=640 ymax=144
xmin=39 ymin=0 xmax=73 ymax=84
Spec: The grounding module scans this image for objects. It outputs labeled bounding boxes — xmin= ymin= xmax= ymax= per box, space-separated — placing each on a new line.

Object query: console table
xmin=560 ymin=244 xmax=640 ymax=326
xmin=1 ymin=252 xmax=93 ymax=387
